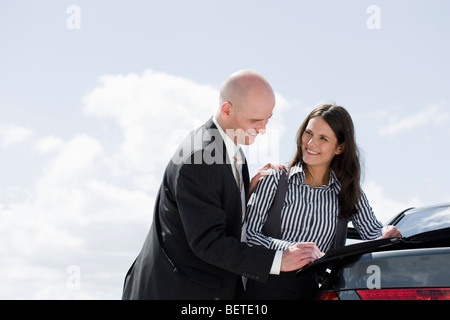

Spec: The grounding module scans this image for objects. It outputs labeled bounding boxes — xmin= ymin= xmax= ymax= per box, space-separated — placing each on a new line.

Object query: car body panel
xmin=306 ymin=203 xmax=450 ymax=300
xmin=323 ymin=247 xmax=450 ymax=292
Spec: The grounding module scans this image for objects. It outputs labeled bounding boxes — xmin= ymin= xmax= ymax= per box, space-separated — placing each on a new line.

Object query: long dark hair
xmin=289 ymin=104 xmax=361 ymax=217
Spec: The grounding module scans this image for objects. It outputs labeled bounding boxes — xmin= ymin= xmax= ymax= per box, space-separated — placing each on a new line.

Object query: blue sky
xmin=1 ymin=0 xmax=449 ymax=299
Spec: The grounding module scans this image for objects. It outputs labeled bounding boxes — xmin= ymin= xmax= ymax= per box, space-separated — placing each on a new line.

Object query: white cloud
xmin=378 ymin=102 xmax=449 ymax=137
xmin=82 ymin=70 xmax=219 ymax=174
xmin=37 ymin=134 xmax=103 ymax=188
xmin=362 ymin=180 xmax=422 ymax=224
xmin=0 ymin=133 xmax=155 ymax=299
xmin=0 ymin=123 xmax=33 ymax=148
xmin=33 ymin=135 xmax=65 ymax=155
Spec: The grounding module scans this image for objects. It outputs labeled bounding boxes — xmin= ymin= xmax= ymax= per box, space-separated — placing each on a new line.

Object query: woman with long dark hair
xmin=238 ymin=104 xmax=400 ymax=299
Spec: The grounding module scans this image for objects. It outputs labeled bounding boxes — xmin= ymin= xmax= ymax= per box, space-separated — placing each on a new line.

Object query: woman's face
xmin=301 ymin=116 xmax=344 ymax=169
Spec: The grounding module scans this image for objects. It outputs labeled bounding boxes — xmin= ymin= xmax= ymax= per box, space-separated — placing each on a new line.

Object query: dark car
xmin=297 ymin=203 xmax=450 ymax=300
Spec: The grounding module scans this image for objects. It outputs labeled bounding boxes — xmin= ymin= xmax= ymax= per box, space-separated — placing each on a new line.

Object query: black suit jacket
xmin=122 ymin=118 xmax=276 ymax=299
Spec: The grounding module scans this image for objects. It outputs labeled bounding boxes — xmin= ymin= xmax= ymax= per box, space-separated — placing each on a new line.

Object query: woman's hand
xmin=381 ymin=225 xmax=402 ymax=238
xmin=249 ymin=162 xmax=285 ymax=194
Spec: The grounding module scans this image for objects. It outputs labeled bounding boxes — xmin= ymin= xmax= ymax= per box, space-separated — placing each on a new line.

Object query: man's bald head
xmin=215 ymin=70 xmax=276 ymax=145
xmin=218 ymin=69 xmax=275 ymax=110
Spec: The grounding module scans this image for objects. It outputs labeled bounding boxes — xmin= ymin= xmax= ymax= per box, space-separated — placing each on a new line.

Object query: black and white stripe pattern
xmin=245 ymin=163 xmax=383 ymax=252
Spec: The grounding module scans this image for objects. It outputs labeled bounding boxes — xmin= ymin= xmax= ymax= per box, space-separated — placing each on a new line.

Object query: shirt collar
xmin=212 ymin=116 xmax=241 ymax=160
xmin=289 ymin=162 xmax=341 ymax=193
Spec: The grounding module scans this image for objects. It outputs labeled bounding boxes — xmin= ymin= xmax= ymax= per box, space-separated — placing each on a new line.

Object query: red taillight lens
xmin=357 ymin=288 xmax=450 ymax=300
xmin=315 ymin=292 xmax=339 ymax=300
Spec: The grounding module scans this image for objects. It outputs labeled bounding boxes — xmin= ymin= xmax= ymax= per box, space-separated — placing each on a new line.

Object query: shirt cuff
xmin=269 ymin=250 xmax=283 ymax=275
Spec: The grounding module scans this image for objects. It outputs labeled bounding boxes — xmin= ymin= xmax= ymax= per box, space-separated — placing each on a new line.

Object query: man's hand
xmin=249 ymin=162 xmax=285 ymax=194
xmin=280 ymin=242 xmax=324 ymax=272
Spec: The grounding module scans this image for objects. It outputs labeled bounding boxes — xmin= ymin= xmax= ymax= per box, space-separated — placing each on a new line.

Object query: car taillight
xmin=315 ymin=292 xmax=339 ymax=300
xmin=357 ymin=288 xmax=450 ymax=300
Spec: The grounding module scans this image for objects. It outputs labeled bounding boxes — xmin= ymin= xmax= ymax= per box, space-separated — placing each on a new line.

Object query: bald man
xmin=122 ymin=70 xmax=322 ymax=300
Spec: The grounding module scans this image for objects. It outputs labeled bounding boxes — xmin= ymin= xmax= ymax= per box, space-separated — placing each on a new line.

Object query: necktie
xmin=233 ymin=152 xmax=247 ymax=242
xmin=234 ymin=152 xmax=248 ymax=289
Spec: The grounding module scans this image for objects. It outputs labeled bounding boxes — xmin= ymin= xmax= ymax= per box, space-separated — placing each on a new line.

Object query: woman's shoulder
xmin=249 ymin=168 xmax=288 ymax=205
xmin=259 ymin=167 xmax=288 ymax=187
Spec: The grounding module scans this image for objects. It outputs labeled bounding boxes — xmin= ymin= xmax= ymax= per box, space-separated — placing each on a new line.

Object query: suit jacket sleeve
xmin=175 ymin=151 xmax=276 ymax=282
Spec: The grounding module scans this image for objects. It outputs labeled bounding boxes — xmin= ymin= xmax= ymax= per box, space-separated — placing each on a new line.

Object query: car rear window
xmin=395 ymin=205 xmax=450 ymax=237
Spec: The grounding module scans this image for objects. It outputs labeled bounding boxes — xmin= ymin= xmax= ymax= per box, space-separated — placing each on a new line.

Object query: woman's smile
xmin=305 ymin=148 xmax=320 ymax=155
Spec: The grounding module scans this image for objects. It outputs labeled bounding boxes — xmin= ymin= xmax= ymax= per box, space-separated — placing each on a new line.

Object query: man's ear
xmin=220 ymin=101 xmax=232 ymax=120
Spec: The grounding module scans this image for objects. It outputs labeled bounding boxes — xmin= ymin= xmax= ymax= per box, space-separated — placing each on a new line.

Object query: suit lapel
xmin=238 ymin=148 xmax=250 ymax=201
xmin=204 ymin=117 xmax=237 ymax=184
xmin=204 ymin=118 xmax=250 ymax=200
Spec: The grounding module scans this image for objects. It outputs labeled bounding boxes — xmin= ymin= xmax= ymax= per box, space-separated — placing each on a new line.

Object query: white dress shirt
xmin=212 ymin=116 xmax=282 ymax=274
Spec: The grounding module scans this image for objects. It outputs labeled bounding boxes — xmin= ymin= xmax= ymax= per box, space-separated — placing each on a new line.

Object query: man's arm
xmin=175 ymin=157 xmax=276 ymax=282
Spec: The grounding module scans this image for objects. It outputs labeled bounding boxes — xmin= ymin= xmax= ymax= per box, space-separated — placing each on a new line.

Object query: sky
xmin=0 ymin=0 xmax=449 ymax=299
